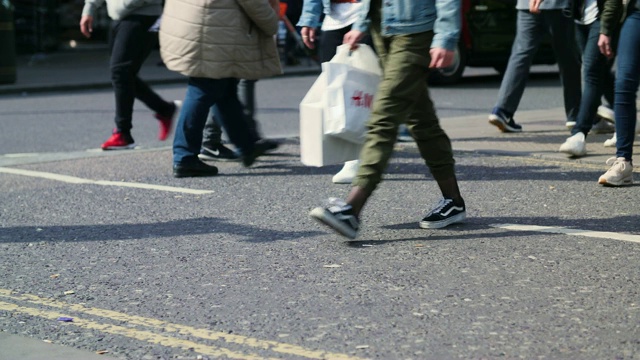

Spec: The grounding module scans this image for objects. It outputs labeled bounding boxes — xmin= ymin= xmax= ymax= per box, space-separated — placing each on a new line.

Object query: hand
xmin=343 ymin=30 xmax=365 ymax=50
xmin=80 ymin=15 xmax=93 ymax=38
xmin=529 ymin=0 xmax=543 ymax=14
xmin=598 ymin=34 xmax=614 ymax=59
xmin=429 ymin=48 xmax=455 ymax=69
xmin=301 ymin=27 xmax=316 ymax=49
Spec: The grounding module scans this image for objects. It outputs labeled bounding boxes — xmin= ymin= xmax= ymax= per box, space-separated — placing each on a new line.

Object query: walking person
xmin=546 ymin=0 xmax=617 ymax=157
xmin=80 ymin=0 xmax=180 ymax=150
xmin=160 ymin=0 xmax=282 ymax=178
xmin=597 ymin=0 xmax=639 ymax=186
xmin=488 ymin=0 xmax=582 ymax=133
xmin=298 ymin=0 xmax=373 ymax=184
xmin=309 ymin=0 xmax=466 ymax=239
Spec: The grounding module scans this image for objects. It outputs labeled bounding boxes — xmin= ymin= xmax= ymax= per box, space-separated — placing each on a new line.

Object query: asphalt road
xmin=0 ymin=73 xmax=638 ymax=359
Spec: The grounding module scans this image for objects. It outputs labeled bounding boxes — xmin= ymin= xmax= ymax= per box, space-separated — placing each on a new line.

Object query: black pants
xmin=109 ymin=15 xmax=173 ymax=132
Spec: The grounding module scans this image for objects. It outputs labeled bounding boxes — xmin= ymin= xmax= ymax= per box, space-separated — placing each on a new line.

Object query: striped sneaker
xmin=309 ymin=198 xmax=359 ymax=239
xmin=420 ymin=198 xmax=466 ymax=229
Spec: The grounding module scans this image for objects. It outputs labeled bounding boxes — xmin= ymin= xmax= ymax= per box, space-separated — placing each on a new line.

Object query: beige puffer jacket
xmin=160 ymin=0 xmax=282 ymax=80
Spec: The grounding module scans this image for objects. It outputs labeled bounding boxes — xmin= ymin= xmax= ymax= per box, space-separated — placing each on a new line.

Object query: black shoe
xmin=419 ymin=198 xmax=466 ymax=229
xmin=173 ymin=160 xmax=219 ymax=178
xmin=488 ymin=109 xmax=522 ymax=133
xmin=309 ymin=198 xmax=359 ymax=239
xmin=242 ymin=140 xmax=273 ymax=167
xmin=198 ymin=144 xmax=239 ymax=162
xmin=257 ymin=138 xmax=280 ymax=153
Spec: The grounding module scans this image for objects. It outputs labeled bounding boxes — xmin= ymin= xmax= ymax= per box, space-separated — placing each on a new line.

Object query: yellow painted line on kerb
xmin=0 ymin=167 xmax=213 ymax=195
xmin=0 ymin=290 xmax=364 ymax=360
xmin=0 ymin=300 xmax=272 ymax=360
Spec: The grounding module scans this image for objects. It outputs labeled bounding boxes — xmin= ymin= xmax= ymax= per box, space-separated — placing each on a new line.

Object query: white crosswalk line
xmin=0 ymin=167 xmax=213 ymax=195
xmin=490 ymin=223 xmax=640 ymax=244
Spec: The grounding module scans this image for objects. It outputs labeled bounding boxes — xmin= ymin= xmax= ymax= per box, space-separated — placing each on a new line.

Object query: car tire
xmin=429 ymin=42 xmax=466 ymax=86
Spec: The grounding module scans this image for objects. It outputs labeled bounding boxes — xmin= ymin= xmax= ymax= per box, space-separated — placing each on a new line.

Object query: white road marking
xmin=0 ymin=167 xmax=213 ymax=195
xmin=490 ymin=224 xmax=640 ymax=244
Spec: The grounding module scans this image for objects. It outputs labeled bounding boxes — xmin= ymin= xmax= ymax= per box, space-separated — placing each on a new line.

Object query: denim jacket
xmin=351 ymin=0 xmax=461 ymax=51
xmin=297 ymin=0 xmax=333 ymax=29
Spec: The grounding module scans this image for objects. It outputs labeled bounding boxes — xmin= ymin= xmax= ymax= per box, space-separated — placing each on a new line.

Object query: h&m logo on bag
xmin=351 ymin=90 xmax=374 ymax=109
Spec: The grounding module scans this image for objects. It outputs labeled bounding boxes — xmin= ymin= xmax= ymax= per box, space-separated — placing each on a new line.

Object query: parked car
xmin=430 ymin=0 xmax=557 ymax=85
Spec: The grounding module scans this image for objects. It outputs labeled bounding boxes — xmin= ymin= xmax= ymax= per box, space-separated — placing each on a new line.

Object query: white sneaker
xmin=603 ymin=132 xmax=617 ymax=147
xmin=597 ymin=105 xmax=615 ymax=123
xmin=598 ymin=157 xmax=633 ymax=186
xmin=565 ymin=121 xmax=576 ymax=130
xmin=591 ymin=119 xmax=615 ymax=134
xmin=559 ymin=132 xmax=586 ymax=157
xmin=332 ymin=160 xmax=359 ymax=184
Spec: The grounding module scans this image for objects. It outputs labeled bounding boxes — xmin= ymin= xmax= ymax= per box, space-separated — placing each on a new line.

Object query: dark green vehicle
xmin=430 ymin=0 xmax=557 ymax=85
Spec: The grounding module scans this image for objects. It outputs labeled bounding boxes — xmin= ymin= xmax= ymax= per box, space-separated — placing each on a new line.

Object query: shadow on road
xmin=0 ymin=217 xmax=324 ymax=244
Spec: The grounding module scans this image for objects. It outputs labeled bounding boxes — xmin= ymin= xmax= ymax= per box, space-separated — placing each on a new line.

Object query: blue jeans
xmin=572 ymin=19 xmax=615 ymax=136
xmin=173 ymin=77 xmax=254 ymax=165
xmin=614 ymin=9 xmax=640 ymax=161
xmin=495 ymin=10 xmax=581 ymax=122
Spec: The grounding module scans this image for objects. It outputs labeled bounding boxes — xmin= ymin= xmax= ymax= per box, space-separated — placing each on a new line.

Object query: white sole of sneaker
xmin=332 ymin=177 xmax=354 ymax=184
xmin=102 ymin=144 xmax=136 ymax=150
xmin=559 ymin=147 xmax=586 ymax=157
xmin=597 ymin=106 xmax=615 ymax=123
xmin=598 ymin=176 xmax=633 ymax=187
xmin=197 ymin=153 xmax=239 ymax=162
xmin=419 ymin=212 xmax=466 ymax=229
xmin=309 ymin=207 xmax=358 ymax=239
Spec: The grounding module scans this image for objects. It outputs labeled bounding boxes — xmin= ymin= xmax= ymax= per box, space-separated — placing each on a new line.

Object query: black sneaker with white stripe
xmin=309 ymin=198 xmax=359 ymax=239
xmin=419 ymin=198 xmax=466 ymax=229
xmin=488 ymin=108 xmax=522 ymax=133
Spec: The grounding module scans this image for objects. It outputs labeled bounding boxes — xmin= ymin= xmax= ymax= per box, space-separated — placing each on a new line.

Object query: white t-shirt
xmin=575 ymin=0 xmax=598 ymax=25
xmin=321 ymin=3 xmax=363 ymax=31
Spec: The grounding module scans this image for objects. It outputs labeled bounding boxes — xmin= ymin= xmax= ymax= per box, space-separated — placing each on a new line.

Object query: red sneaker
xmin=101 ymin=129 xmax=135 ymax=150
xmin=155 ymin=100 xmax=181 ymax=141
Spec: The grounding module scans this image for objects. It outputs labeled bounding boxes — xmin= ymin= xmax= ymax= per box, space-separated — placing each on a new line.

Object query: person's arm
xmin=432 ymin=0 xmax=461 ymax=52
xmin=429 ymin=0 xmax=461 ymax=68
xmin=598 ymin=0 xmax=623 ymax=58
xmin=600 ymin=0 xmax=623 ymax=37
xmin=80 ymin=0 xmax=106 ymax=38
xmin=529 ymin=0 xmax=544 ymax=14
xmin=343 ymin=1 xmax=371 ymax=50
xmin=297 ymin=0 xmax=323 ymax=49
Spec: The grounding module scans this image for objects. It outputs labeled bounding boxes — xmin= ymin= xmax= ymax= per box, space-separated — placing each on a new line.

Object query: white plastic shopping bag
xmin=299 ymin=70 xmax=362 ymax=167
xmin=323 ymin=44 xmax=382 ymax=144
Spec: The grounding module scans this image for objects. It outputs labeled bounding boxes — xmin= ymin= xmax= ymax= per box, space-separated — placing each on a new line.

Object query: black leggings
xmin=109 ymin=15 xmax=173 ymax=132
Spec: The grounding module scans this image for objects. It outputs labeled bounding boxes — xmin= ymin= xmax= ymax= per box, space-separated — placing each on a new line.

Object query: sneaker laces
xmin=605 ymin=157 xmax=629 ymax=173
xmin=325 ymin=198 xmax=355 ymax=216
xmin=426 ymin=198 xmax=452 ymax=216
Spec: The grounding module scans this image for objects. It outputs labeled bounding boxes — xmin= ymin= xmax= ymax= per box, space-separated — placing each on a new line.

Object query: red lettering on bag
xmin=351 ymin=90 xmax=374 ymax=109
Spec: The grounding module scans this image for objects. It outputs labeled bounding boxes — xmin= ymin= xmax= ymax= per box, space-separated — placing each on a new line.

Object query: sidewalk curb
xmin=0 ymin=68 xmax=321 ymax=96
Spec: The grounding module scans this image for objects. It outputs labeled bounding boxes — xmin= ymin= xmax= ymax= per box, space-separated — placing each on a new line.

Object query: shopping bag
xmin=299 ymin=70 xmax=363 ymax=167
xmin=323 ymin=44 xmax=382 ymax=144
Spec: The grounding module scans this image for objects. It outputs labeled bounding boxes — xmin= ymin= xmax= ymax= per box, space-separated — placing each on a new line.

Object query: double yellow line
xmin=0 ymin=289 xmax=365 ymax=360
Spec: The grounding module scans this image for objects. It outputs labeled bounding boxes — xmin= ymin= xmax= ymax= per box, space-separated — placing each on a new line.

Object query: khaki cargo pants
xmin=353 ymin=0 xmax=457 ymax=194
